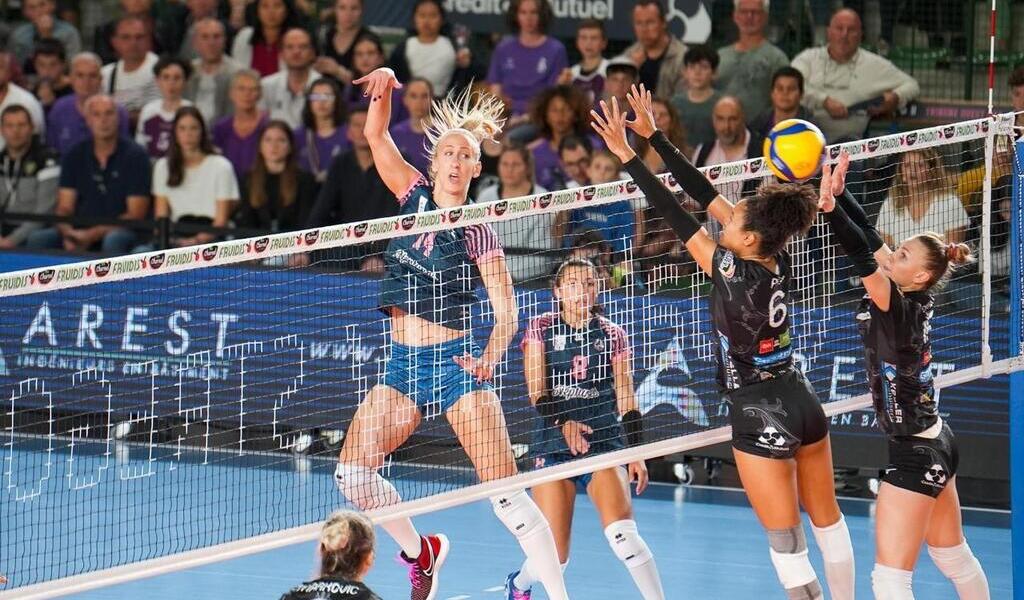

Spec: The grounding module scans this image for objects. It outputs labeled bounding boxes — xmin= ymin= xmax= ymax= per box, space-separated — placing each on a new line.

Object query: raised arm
xmin=819 ymin=155 xmax=892 ymax=310
xmin=355 ymin=68 xmax=421 ymax=197
xmin=625 ymin=84 xmax=734 ymax=225
xmin=591 ymin=97 xmax=717 ymax=275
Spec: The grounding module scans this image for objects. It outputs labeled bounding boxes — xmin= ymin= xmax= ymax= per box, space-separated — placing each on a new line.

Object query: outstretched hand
xmin=818 ymin=150 xmax=850 ymax=212
xmin=590 ymin=97 xmax=637 ymax=164
xmin=625 ymin=84 xmax=657 ymax=139
xmin=352 ymin=67 xmax=402 ymax=101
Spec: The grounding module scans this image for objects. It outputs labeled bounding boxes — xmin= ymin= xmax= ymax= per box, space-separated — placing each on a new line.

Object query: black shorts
xmin=726 ymin=369 xmax=828 ymax=460
xmin=883 ymin=422 xmax=959 ymax=498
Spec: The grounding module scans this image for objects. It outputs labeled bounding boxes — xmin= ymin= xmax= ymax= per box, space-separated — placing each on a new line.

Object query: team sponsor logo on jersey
xmin=93 ymin=261 xmax=111 ymax=277
xmin=758 ymin=329 xmax=791 ymax=355
xmin=538 ymin=193 xmax=553 ymax=209
xmin=148 ymin=253 xmax=166 ymax=269
xmin=37 ymin=269 xmax=55 ymax=285
xmin=201 ymin=246 xmax=218 ymax=261
xmin=718 ymin=251 xmax=736 ymax=279
xmin=447 ymin=208 xmax=462 ymax=223
xmin=303 ymin=230 xmax=319 ymax=245
xmin=553 ymin=334 xmax=566 ymax=351
xmin=882 ymin=362 xmax=902 ymax=423
xmin=254 ymin=237 xmax=270 ymax=253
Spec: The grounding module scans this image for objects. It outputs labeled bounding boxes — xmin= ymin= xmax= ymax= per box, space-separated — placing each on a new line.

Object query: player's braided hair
xmin=318 ymin=510 xmax=375 ymax=580
xmin=744 ymin=182 xmax=818 ymax=257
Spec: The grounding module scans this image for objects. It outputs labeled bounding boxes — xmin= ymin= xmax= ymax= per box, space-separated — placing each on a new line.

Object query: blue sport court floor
xmin=3 ymin=438 xmax=1012 ymax=599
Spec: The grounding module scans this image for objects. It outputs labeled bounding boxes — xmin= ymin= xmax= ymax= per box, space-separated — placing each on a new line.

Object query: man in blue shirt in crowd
xmin=26 ymin=94 xmax=150 ymax=254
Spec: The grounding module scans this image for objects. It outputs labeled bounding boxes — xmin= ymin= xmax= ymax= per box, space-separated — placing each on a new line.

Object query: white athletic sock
xmin=513 ymin=559 xmax=567 ymax=591
xmin=811 ymin=514 xmax=855 ymax=600
xmin=491 ymin=491 xmax=568 ymax=600
xmin=335 ymin=463 xmax=421 ymax=558
xmin=872 ymin=563 xmax=915 ymax=599
xmin=604 ymin=520 xmax=665 ymax=600
xmin=928 ymin=542 xmax=990 ymax=600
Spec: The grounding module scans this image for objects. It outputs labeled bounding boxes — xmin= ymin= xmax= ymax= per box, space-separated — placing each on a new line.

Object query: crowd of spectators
xmin=0 ymin=0 xmax=1018 ymax=296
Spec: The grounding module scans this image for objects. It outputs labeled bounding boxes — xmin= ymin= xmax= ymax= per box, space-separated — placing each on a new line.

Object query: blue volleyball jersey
xmin=522 ymin=311 xmax=631 ymax=454
xmin=380 ymin=175 xmax=504 ymax=330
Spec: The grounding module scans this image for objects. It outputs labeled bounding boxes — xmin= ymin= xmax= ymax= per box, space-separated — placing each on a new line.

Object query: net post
xmin=1011 ymin=139 xmax=1024 ymax=600
xmin=981 ymin=121 xmax=995 ymax=376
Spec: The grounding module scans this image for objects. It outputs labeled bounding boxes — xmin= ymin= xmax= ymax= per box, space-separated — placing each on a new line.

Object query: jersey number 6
xmin=769 ymin=290 xmax=787 ymax=328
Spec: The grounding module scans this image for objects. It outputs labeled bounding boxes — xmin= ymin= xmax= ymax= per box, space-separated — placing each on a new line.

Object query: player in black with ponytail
xmin=591 ymin=86 xmax=855 ymax=600
xmin=820 ymin=152 xmax=989 ymax=600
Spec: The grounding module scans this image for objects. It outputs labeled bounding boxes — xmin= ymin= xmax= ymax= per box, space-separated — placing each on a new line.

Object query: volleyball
xmin=762 ymin=119 xmax=827 ymax=182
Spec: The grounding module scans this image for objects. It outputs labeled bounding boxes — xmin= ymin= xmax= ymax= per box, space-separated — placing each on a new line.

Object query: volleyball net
xmin=2 ymin=114 xmax=1022 ymax=598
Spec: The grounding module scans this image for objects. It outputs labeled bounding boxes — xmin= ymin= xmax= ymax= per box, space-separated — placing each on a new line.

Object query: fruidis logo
xmin=401 ymin=215 xmax=416 ymax=230
xmin=867 ymin=139 xmax=880 ymax=153
xmin=148 ymin=253 xmax=166 ymax=269
xmin=829 ymin=146 xmax=842 ymax=160
xmin=448 ymin=208 xmax=462 ymax=223
xmin=494 ymin=201 xmax=508 ymax=216
xmin=37 ymin=269 xmax=55 ymax=285
xmin=943 ymin=125 xmax=955 ymax=139
xmin=254 ymin=237 xmax=270 ymax=253
xmin=94 ymin=261 xmax=111 ymax=277
xmin=708 ymin=166 xmax=722 ymax=180
xmin=581 ymin=187 xmax=596 ymax=201
xmin=353 ymin=223 xmax=368 ymax=238
xmin=538 ymin=193 xmax=553 ymax=209
xmin=304 ymin=230 xmax=319 ymax=245
xmin=904 ymin=132 xmax=918 ymax=146
xmin=202 ymin=246 xmax=218 ymax=261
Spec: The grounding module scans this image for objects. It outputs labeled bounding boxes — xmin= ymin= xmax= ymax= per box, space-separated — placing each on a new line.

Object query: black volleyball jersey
xmin=856 ymin=280 xmax=938 ymax=436
xmin=710 ymin=247 xmax=795 ymax=390
xmin=279 ymin=576 xmax=381 ymax=600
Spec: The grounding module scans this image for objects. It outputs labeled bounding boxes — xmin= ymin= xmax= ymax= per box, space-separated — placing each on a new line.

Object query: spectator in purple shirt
xmin=527 ymin=84 xmax=599 ymax=191
xmin=388 ymin=78 xmax=432 ymax=176
xmin=486 ymin=0 xmax=568 ymax=118
xmin=341 ymin=33 xmax=406 ymax=124
xmin=212 ymin=69 xmax=269 ymax=179
xmin=136 ymin=56 xmax=193 ymax=159
xmin=47 ymin=52 xmax=131 ymax=155
xmin=294 ymin=76 xmax=349 ymax=182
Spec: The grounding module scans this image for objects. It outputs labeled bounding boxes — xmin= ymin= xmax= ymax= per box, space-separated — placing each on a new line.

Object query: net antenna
xmin=1 ymin=115 xmax=1021 ymax=599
